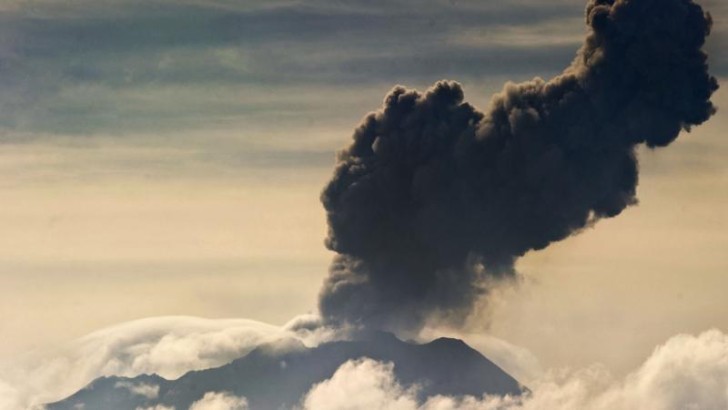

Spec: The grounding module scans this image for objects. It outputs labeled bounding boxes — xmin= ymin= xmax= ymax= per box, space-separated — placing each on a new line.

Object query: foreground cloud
xmin=4 ymin=317 xmax=726 ymax=410
xmin=301 ymin=329 xmax=728 ymax=410
xmin=302 ymin=360 xmax=419 ymax=410
xmin=189 ymin=392 xmax=249 ymax=410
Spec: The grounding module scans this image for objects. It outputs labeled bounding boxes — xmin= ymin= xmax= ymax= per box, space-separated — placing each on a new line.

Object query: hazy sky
xmin=1 ymin=0 xmax=726 ymax=381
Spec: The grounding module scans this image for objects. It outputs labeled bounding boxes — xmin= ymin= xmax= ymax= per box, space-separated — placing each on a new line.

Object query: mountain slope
xmin=47 ymin=332 xmax=526 ymax=409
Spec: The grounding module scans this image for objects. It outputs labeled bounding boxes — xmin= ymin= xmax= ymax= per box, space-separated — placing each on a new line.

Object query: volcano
xmin=47 ymin=332 xmax=526 ymax=409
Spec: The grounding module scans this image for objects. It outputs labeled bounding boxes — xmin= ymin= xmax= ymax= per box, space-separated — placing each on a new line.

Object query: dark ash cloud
xmin=319 ymin=0 xmax=719 ymax=332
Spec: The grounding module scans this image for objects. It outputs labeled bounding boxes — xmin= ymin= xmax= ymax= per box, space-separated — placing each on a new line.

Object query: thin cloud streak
xmin=0 ymin=0 xmax=585 ymax=135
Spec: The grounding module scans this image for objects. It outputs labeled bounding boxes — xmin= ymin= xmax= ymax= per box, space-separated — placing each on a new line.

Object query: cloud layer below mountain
xmin=302 ymin=329 xmax=728 ymax=410
xmin=2 ymin=317 xmax=727 ymax=410
xmin=0 ymin=315 xmax=333 ymax=409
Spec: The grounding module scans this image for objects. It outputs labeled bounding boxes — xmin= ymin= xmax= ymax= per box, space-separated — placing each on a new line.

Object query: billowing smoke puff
xmin=319 ymin=0 xmax=719 ymax=332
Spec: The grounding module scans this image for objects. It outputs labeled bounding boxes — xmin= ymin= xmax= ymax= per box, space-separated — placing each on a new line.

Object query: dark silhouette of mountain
xmin=47 ymin=332 xmax=526 ymax=409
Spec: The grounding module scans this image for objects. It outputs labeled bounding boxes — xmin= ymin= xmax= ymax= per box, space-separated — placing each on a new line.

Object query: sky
xmin=0 ymin=0 xmax=727 ymax=399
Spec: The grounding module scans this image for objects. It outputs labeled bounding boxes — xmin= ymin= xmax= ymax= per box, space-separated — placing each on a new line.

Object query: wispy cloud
xmin=0 ymin=0 xmax=587 ymax=135
xmin=0 ymin=316 xmax=317 ymax=408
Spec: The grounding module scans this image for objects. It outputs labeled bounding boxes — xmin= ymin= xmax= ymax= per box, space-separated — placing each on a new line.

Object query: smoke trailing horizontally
xmin=319 ymin=0 xmax=719 ymax=332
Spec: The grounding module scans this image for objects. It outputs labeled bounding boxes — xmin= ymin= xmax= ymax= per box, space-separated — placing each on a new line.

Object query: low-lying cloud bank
xmin=0 ymin=315 xmax=335 ymax=409
xmin=2 ymin=318 xmax=727 ymax=410
xmin=301 ymin=329 xmax=728 ymax=410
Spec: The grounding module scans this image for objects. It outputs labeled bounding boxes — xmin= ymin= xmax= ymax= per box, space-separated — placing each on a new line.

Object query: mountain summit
xmin=47 ymin=332 xmax=526 ymax=409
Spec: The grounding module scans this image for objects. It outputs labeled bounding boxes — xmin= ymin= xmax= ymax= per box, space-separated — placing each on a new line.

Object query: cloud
xmin=319 ymin=0 xmax=718 ymax=332
xmin=598 ymin=329 xmax=728 ymax=409
xmin=136 ymin=405 xmax=175 ymax=410
xmin=301 ymin=359 xmax=419 ymax=410
xmin=450 ymin=17 xmax=585 ymax=48
xmin=115 ymin=381 xmax=160 ymax=399
xmin=189 ymin=392 xmax=249 ymax=410
xmin=0 ymin=0 xmax=587 ymax=135
xmin=0 ymin=381 xmax=24 ymax=410
xmin=301 ymin=329 xmax=728 ymax=410
xmin=60 ymin=317 xmax=282 ymax=379
xmin=3 ymin=316 xmax=726 ymax=410
xmin=0 ymin=315 xmax=335 ymax=410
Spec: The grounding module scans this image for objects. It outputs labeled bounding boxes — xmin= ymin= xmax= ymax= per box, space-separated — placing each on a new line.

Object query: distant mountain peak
xmin=427 ymin=336 xmax=470 ymax=348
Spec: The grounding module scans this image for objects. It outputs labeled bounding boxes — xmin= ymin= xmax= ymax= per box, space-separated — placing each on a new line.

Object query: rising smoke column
xmin=319 ymin=0 xmax=719 ymax=332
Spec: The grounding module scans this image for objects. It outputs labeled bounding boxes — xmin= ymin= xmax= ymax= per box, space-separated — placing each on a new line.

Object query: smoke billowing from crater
xmin=319 ymin=0 xmax=719 ymax=332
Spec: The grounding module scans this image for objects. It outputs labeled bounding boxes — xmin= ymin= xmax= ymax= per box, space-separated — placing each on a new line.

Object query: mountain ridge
xmin=47 ymin=332 xmax=526 ymax=409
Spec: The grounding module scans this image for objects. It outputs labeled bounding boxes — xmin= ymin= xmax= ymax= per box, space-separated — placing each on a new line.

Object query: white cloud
xmin=451 ymin=17 xmax=585 ymax=49
xmin=0 ymin=315 xmax=336 ymax=410
xmin=189 ymin=392 xmax=249 ymax=410
xmin=597 ymin=329 xmax=728 ymax=410
xmin=0 ymin=381 xmax=22 ymax=410
xmin=115 ymin=381 xmax=160 ymax=399
xmin=301 ymin=329 xmax=728 ymax=410
xmin=4 ymin=316 xmax=727 ymax=410
xmin=136 ymin=405 xmax=175 ymax=410
xmin=302 ymin=359 xmax=418 ymax=410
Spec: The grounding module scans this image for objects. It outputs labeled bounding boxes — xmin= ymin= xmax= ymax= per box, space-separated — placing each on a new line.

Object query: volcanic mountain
xmin=47 ymin=331 xmax=526 ymax=409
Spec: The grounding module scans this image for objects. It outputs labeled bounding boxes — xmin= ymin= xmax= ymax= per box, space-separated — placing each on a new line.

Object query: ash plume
xmin=319 ymin=0 xmax=719 ymax=332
